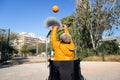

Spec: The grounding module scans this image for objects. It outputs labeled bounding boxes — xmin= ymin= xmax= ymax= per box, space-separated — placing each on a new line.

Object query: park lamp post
xmin=0 ymin=29 xmax=5 ymax=60
xmin=45 ymin=30 xmax=51 ymax=67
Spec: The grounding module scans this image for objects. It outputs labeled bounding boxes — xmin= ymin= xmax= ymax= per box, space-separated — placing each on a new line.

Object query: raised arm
xmin=63 ymin=25 xmax=75 ymax=50
xmin=50 ymin=25 xmax=59 ymax=49
xmin=63 ymin=24 xmax=69 ymax=33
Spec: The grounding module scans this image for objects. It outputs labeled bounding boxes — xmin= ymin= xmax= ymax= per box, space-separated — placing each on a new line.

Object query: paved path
xmin=81 ymin=62 xmax=120 ymax=80
xmin=0 ymin=61 xmax=120 ymax=80
xmin=0 ymin=63 xmax=49 ymax=80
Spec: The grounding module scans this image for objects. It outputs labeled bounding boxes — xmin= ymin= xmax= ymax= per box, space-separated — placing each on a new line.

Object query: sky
xmin=0 ymin=0 xmax=76 ymax=39
xmin=0 ymin=0 xmax=120 ymax=39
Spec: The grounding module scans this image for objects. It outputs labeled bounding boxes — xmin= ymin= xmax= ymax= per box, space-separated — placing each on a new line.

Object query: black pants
xmin=48 ymin=59 xmax=84 ymax=80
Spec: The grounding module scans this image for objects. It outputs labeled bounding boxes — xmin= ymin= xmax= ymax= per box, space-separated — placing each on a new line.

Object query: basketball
xmin=52 ymin=5 xmax=59 ymax=13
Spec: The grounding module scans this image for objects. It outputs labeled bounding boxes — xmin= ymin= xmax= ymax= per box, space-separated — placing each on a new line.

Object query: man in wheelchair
xmin=48 ymin=24 xmax=84 ymax=80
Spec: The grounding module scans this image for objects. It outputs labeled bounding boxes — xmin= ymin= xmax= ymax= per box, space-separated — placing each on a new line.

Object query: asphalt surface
xmin=81 ymin=62 xmax=120 ymax=80
xmin=0 ymin=63 xmax=49 ymax=80
xmin=0 ymin=57 xmax=120 ymax=80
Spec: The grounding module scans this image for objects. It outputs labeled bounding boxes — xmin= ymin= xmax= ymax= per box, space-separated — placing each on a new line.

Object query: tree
xmin=38 ymin=43 xmax=46 ymax=53
xmin=20 ymin=45 xmax=28 ymax=57
xmin=61 ymin=15 xmax=93 ymax=58
xmin=61 ymin=16 xmax=85 ymax=58
xmin=75 ymin=0 xmax=120 ymax=50
xmin=27 ymin=45 xmax=36 ymax=55
xmin=0 ymin=29 xmax=18 ymax=61
xmin=60 ymin=0 xmax=120 ymax=58
xmin=98 ymin=41 xmax=119 ymax=55
xmin=20 ymin=43 xmax=46 ymax=57
xmin=9 ymin=32 xmax=18 ymax=41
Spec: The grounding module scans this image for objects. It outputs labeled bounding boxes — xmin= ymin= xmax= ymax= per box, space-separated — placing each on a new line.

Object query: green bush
xmin=77 ymin=48 xmax=95 ymax=59
xmin=97 ymin=41 xmax=120 ymax=55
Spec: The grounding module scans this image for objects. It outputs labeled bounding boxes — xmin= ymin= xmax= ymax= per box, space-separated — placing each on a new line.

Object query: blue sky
xmin=0 ymin=0 xmax=120 ymax=39
xmin=0 ymin=0 xmax=75 ymax=39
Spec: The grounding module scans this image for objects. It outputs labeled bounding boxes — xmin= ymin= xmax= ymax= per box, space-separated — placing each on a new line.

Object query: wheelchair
xmin=47 ymin=59 xmax=85 ymax=80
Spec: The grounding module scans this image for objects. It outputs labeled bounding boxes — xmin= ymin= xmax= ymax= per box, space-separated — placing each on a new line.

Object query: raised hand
xmin=63 ymin=24 xmax=68 ymax=30
xmin=52 ymin=24 xmax=59 ymax=29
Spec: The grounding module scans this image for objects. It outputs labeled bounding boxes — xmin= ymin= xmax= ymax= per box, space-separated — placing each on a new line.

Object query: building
xmin=102 ymin=36 xmax=120 ymax=42
xmin=101 ymin=36 xmax=120 ymax=48
xmin=13 ymin=32 xmax=45 ymax=53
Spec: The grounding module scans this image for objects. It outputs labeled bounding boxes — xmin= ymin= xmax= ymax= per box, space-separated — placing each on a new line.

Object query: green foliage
xmin=20 ymin=43 xmax=46 ymax=57
xmin=77 ymin=48 xmax=95 ymax=60
xmin=60 ymin=14 xmax=92 ymax=58
xmin=38 ymin=43 xmax=46 ymax=52
xmin=10 ymin=32 xmax=18 ymax=40
xmin=60 ymin=0 xmax=120 ymax=58
xmin=27 ymin=45 xmax=36 ymax=55
xmin=61 ymin=16 xmax=83 ymax=57
xmin=97 ymin=41 xmax=120 ymax=55
xmin=0 ymin=29 xmax=18 ymax=61
xmin=20 ymin=45 xmax=28 ymax=57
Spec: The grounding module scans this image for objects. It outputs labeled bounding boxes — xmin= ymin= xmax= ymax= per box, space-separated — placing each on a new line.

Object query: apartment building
xmin=13 ymin=32 xmax=44 ymax=51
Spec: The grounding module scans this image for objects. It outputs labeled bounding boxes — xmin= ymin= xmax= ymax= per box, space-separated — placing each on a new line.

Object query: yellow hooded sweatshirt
xmin=50 ymin=27 xmax=75 ymax=61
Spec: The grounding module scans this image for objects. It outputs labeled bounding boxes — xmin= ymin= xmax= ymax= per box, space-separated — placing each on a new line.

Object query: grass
xmin=104 ymin=55 xmax=120 ymax=62
xmin=83 ymin=55 xmax=120 ymax=62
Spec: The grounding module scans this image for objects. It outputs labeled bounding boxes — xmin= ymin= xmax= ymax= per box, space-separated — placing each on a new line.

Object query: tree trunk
xmin=89 ymin=30 xmax=96 ymax=50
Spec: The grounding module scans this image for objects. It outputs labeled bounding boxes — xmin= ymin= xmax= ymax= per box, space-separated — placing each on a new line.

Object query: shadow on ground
xmin=0 ymin=57 xmax=29 ymax=68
